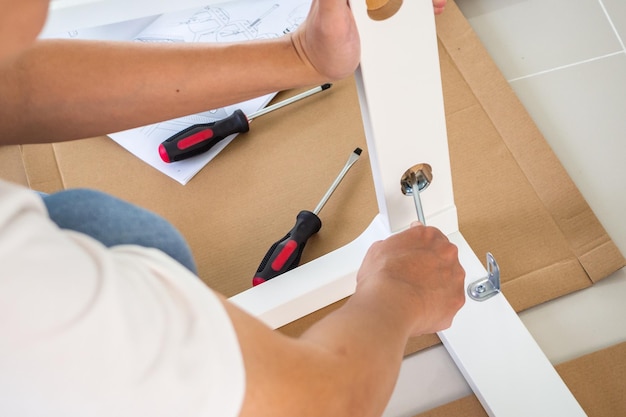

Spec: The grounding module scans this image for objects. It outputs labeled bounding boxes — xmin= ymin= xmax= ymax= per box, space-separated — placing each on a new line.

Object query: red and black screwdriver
xmin=252 ymin=147 xmax=362 ymax=286
xmin=158 ymin=84 xmax=332 ymax=163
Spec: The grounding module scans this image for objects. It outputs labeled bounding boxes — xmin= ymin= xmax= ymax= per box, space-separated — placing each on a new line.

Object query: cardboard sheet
xmin=0 ymin=0 xmax=623 ymax=359
xmin=416 ymin=341 xmax=626 ymax=417
xmin=436 ymin=2 xmax=625 ymax=312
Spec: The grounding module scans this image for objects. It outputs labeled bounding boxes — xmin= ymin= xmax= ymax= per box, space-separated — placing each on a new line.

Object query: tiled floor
xmin=455 ymin=0 xmax=626 ymax=368
xmin=455 ymin=0 xmax=626 ymax=254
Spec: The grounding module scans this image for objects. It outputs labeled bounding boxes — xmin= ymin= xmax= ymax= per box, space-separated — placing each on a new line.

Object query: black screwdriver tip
xmin=321 ymin=83 xmax=332 ymax=90
xmin=354 ymin=147 xmax=362 ymax=156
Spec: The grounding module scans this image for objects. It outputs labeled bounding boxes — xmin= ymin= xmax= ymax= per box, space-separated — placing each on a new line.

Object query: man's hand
xmin=356 ymin=223 xmax=465 ymax=336
xmin=291 ymin=0 xmax=361 ymax=81
xmin=224 ymin=221 xmax=465 ymax=417
xmin=291 ymin=0 xmax=447 ymax=82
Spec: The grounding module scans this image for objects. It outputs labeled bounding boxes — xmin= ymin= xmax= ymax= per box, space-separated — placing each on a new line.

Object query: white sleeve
xmin=0 ymin=181 xmax=245 ymax=417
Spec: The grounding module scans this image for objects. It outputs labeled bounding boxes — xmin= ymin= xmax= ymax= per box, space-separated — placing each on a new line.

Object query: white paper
xmin=107 ymin=0 xmax=312 ymax=184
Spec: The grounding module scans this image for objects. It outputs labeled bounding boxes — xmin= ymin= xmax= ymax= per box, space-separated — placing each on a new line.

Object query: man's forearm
xmin=225 ymin=281 xmax=415 ymax=417
xmin=0 ymin=37 xmax=322 ymax=144
xmin=297 ymin=282 xmax=416 ymax=416
xmin=299 ymin=316 xmax=408 ymax=417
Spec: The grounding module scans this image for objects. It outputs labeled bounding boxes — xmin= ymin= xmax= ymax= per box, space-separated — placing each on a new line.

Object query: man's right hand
xmin=355 ymin=223 xmax=465 ymax=337
xmin=222 ymin=221 xmax=465 ymax=417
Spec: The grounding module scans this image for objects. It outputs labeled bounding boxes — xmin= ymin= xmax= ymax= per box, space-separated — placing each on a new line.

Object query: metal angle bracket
xmin=467 ymin=253 xmax=500 ymax=301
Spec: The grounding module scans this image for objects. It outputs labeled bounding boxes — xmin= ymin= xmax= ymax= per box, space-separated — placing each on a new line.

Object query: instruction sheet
xmin=50 ymin=0 xmax=312 ymax=184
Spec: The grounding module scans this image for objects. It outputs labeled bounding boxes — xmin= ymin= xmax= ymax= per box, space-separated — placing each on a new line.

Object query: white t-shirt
xmin=0 ymin=180 xmax=245 ymax=417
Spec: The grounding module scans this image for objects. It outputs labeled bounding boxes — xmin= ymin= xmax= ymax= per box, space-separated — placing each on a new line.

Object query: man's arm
xmin=221 ymin=223 xmax=465 ymax=417
xmin=0 ymin=0 xmax=359 ymax=144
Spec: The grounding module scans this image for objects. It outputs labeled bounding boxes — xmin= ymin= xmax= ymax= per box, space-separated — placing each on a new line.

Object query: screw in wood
xmin=400 ymin=163 xmax=433 ymax=225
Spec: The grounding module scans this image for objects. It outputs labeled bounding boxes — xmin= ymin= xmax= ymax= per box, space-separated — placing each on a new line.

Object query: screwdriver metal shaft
xmin=314 ymin=147 xmax=362 ymax=215
xmin=252 ymin=147 xmax=362 ymax=286
xmin=248 ymin=83 xmax=331 ymax=121
xmin=159 ymin=84 xmax=332 ymax=163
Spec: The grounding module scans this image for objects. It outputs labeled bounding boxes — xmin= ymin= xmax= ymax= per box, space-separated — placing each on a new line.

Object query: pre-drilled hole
xmin=367 ymin=0 xmax=402 ymax=21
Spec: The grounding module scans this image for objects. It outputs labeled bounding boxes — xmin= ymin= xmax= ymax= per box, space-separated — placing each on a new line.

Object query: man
xmin=0 ymin=1 xmax=462 ymax=416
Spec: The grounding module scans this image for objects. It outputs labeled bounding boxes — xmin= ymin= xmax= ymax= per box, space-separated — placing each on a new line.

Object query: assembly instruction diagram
xmin=134 ymin=2 xmax=310 ymax=43
xmin=105 ymin=0 xmax=312 ymax=184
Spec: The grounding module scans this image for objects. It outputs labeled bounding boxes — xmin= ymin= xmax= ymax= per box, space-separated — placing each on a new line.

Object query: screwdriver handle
xmin=158 ymin=109 xmax=249 ymax=163
xmin=252 ymin=210 xmax=322 ymax=286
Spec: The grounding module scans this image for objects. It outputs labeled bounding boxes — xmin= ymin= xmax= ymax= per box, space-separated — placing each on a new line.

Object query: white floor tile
xmin=600 ymin=0 xmax=626 ymax=47
xmin=455 ymin=0 xmax=623 ymax=80
xmin=510 ymin=52 xmax=626 ymax=252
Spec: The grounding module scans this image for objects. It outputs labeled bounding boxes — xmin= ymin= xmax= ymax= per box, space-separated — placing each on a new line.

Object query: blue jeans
xmin=40 ymin=189 xmax=197 ymax=274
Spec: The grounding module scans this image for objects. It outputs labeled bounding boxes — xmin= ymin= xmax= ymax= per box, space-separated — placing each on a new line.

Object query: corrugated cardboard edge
xmin=436 ymin=1 xmax=625 ymax=282
xmin=20 ymin=143 xmax=65 ymax=193
xmin=0 ymin=145 xmax=29 ymax=186
xmin=415 ymin=341 xmax=626 ymax=417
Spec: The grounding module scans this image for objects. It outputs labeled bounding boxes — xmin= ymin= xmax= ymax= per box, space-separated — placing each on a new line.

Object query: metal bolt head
xmin=400 ymin=163 xmax=433 ymax=196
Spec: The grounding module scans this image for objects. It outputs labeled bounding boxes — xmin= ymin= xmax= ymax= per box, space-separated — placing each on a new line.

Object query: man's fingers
xmin=433 ymin=0 xmax=447 ymax=14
